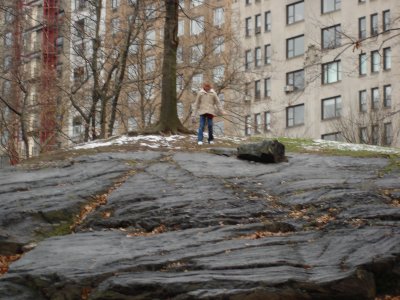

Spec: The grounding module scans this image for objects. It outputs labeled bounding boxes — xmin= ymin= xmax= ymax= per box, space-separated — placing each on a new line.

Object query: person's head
xmin=203 ymin=83 xmax=212 ymax=92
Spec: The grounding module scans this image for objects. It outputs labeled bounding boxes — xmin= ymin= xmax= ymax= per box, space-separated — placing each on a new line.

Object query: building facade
xmin=234 ymin=0 xmax=399 ymax=146
xmin=1 ymin=0 xmax=399 ymax=167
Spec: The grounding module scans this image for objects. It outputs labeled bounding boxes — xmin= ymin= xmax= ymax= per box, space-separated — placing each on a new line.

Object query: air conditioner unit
xmin=244 ymin=95 xmax=251 ymax=102
xmin=284 ymin=85 xmax=294 ymax=93
xmin=255 ymin=27 xmax=261 ymax=34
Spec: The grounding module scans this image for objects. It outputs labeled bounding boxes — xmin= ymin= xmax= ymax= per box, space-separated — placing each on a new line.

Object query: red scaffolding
xmin=40 ymin=0 xmax=59 ymax=152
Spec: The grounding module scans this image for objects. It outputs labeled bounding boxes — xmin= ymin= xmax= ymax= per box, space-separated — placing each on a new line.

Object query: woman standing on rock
xmin=191 ymin=83 xmax=225 ymax=145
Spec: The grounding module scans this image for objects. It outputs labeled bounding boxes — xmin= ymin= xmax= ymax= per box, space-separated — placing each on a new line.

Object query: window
xmin=359 ymin=127 xmax=368 ymax=144
xmin=371 ymin=125 xmax=379 ymax=145
xmin=371 ymin=50 xmax=380 ymax=73
xmin=127 ymin=64 xmax=138 ymax=80
xmin=322 ymin=24 xmax=341 ymax=49
xmin=287 ymin=35 xmax=304 ymax=58
xmin=111 ymin=18 xmax=119 ymax=35
xmin=4 ymin=32 xmax=12 ymax=47
xmin=383 ymin=122 xmax=392 ymax=145
xmin=111 ymin=0 xmax=119 ymax=9
xmin=383 ymin=85 xmax=391 ymax=107
xmin=128 ymin=0 xmax=137 ymax=6
xmin=383 ymin=10 xmax=390 ymax=31
xmin=178 ymin=20 xmax=184 ymax=36
xmin=359 ymin=17 xmax=366 ymax=39
xmin=213 ymin=36 xmax=224 ymax=54
xmin=73 ymin=66 xmax=84 ymax=84
xmin=264 ymin=78 xmax=271 ymax=97
xmin=359 ymin=90 xmax=367 ymax=112
xmin=145 ymin=56 xmax=155 ymax=73
xmin=265 ymin=11 xmax=271 ymax=31
xmin=145 ymin=30 xmax=156 ymax=50
xmin=75 ymin=0 xmax=87 ymax=10
xmin=255 ymin=47 xmax=261 ymax=67
xmin=245 ymin=50 xmax=252 ymax=70
xmin=145 ymin=4 xmax=157 ymax=19
xmin=322 ymin=60 xmax=341 ymax=84
xmin=359 ymin=53 xmax=367 ymax=75
xmin=214 ymin=7 xmax=224 ymax=27
xmin=255 ymin=80 xmax=261 ymax=99
xmin=287 ymin=1 xmax=304 ymax=25
xmin=371 ymin=13 xmax=378 ymax=36
xmin=191 ymin=44 xmax=203 ymax=63
xmin=322 ymin=96 xmax=341 ymax=119
xmin=287 ymin=104 xmax=304 ymax=127
xmin=245 ymin=0 xmax=251 ymax=5
xmin=254 ymin=113 xmax=261 ymax=134
xmin=176 ymin=46 xmax=183 ymax=64
xmin=322 ymin=0 xmax=341 ymax=14
xmin=4 ymin=9 xmax=14 ymax=23
xmin=245 ymin=115 xmax=251 ymax=136
xmin=127 ymin=91 xmax=139 ymax=104
xmin=75 ymin=19 xmax=85 ymax=39
xmin=3 ymin=56 xmax=12 ymax=71
xmin=129 ymin=42 xmax=138 ymax=55
xmin=177 ymin=74 xmax=184 ymax=91
xmin=264 ymin=111 xmax=271 ymax=131
xmin=245 ymin=17 xmax=252 ymax=36
xmin=191 ymin=0 xmax=203 ymax=7
xmin=371 ymin=87 xmax=379 ymax=110
xmin=264 ymin=44 xmax=271 ymax=64
xmin=72 ymin=116 xmax=83 ymax=137
xmin=190 ymin=16 xmax=204 ymax=35
xmin=213 ymin=65 xmax=224 ymax=84
xmin=192 ymin=73 xmax=203 ymax=91
xmin=255 ymin=14 xmax=261 ymax=34
xmin=322 ymin=132 xmax=342 ymax=141
xmin=383 ymin=47 xmax=391 ymax=70
xmin=287 ymin=69 xmax=305 ymax=90
xmin=2 ymin=81 xmax=11 ymax=96
xmin=128 ymin=117 xmax=138 ymax=131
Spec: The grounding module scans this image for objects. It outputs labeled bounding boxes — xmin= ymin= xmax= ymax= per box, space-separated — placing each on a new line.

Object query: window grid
xmin=286 ymin=69 xmax=305 ymax=90
xmin=264 ymin=78 xmax=271 ymax=97
xmin=264 ymin=44 xmax=271 ymax=64
xmin=264 ymin=11 xmax=271 ymax=31
xmin=383 ymin=47 xmax=391 ymax=70
xmin=359 ymin=53 xmax=367 ymax=75
xmin=322 ymin=24 xmax=341 ymax=49
xmin=358 ymin=17 xmax=366 ymax=39
xmin=383 ymin=85 xmax=391 ymax=107
xmin=287 ymin=104 xmax=304 ymax=127
xmin=287 ymin=1 xmax=304 ymax=25
xmin=264 ymin=111 xmax=271 ymax=131
xmin=322 ymin=96 xmax=342 ymax=120
xmin=371 ymin=13 xmax=378 ymax=36
xmin=371 ymin=50 xmax=380 ymax=73
xmin=371 ymin=87 xmax=380 ymax=110
xmin=322 ymin=0 xmax=341 ymax=14
xmin=383 ymin=10 xmax=390 ymax=32
xmin=359 ymin=90 xmax=367 ymax=112
xmin=287 ymin=35 xmax=304 ymax=58
xmin=322 ymin=60 xmax=341 ymax=84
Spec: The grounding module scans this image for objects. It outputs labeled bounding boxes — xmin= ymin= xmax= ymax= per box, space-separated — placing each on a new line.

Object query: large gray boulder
xmin=0 ymin=150 xmax=399 ymax=299
xmin=237 ymin=139 xmax=286 ymax=163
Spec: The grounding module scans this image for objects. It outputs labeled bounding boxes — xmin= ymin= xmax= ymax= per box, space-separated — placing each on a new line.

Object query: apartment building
xmin=234 ymin=0 xmax=400 ymax=147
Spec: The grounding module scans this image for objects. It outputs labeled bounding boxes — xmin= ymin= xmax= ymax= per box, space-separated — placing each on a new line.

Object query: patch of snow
xmin=305 ymin=139 xmax=400 ymax=154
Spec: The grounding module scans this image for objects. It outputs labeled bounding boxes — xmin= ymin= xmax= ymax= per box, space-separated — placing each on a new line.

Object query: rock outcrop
xmin=0 ymin=150 xmax=399 ymax=299
xmin=237 ymin=139 xmax=286 ymax=163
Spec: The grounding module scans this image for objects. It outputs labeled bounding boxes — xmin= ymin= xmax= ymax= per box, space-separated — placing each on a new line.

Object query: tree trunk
xmin=148 ymin=0 xmax=191 ymax=134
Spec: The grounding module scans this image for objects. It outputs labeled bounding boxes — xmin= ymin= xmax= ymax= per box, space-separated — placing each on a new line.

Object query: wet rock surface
xmin=0 ymin=150 xmax=399 ymax=299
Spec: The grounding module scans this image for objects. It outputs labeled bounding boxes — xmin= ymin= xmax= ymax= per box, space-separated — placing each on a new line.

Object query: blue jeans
xmin=198 ymin=114 xmax=214 ymax=143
